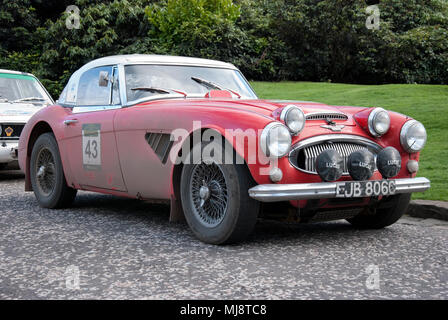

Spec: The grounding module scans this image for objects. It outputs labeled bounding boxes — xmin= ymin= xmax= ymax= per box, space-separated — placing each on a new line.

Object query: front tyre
xmin=30 ymin=133 xmax=77 ymax=208
xmin=180 ymin=141 xmax=260 ymax=244
xmin=347 ymin=193 xmax=411 ymax=229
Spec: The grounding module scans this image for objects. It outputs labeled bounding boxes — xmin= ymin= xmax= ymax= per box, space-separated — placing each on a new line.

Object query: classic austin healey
xmin=18 ymin=55 xmax=430 ymax=244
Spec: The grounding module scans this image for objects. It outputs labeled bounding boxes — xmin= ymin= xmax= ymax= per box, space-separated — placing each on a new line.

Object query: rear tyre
xmin=30 ymin=133 xmax=77 ymax=208
xmin=180 ymin=141 xmax=260 ymax=244
xmin=347 ymin=193 xmax=411 ymax=229
xmin=0 ymin=163 xmax=7 ymax=170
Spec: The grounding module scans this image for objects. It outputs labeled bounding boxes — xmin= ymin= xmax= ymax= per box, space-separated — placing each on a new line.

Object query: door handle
xmin=64 ymin=119 xmax=78 ymax=126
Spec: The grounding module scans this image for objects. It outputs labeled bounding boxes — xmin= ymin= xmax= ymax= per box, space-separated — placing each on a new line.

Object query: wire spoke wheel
xmin=181 ymin=141 xmax=260 ymax=244
xmin=189 ymin=161 xmax=228 ymax=228
xmin=35 ymin=147 xmax=56 ymax=197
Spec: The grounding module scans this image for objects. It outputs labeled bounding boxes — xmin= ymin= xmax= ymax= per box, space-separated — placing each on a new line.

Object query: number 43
xmin=85 ymin=139 xmax=98 ymax=159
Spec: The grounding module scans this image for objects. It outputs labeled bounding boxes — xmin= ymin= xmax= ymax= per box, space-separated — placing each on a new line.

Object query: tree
xmin=35 ymin=0 xmax=152 ymax=97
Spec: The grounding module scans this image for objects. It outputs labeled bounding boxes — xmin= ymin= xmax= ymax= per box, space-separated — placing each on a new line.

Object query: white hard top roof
xmin=0 ymin=69 xmax=34 ymax=76
xmin=79 ymin=54 xmax=238 ymax=72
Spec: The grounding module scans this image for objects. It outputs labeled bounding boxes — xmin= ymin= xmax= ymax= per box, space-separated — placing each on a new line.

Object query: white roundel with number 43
xmin=82 ymin=123 xmax=101 ymax=170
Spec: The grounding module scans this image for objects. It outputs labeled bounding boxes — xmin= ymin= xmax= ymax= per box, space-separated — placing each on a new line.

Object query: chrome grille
xmin=306 ymin=113 xmax=348 ymax=121
xmin=291 ymin=141 xmax=379 ymax=175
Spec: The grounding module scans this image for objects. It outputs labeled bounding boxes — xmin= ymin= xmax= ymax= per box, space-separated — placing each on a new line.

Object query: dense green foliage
xmin=1 ymin=0 xmax=448 ymax=98
xmin=1 ymin=1 xmax=446 ymax=200
xmin=252 ymin=81 xmax=448 ymax=201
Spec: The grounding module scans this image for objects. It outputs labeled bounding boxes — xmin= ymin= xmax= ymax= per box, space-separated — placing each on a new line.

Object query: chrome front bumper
xmin=248 ymin=177 xmax=431 ymax=202
xmin=0 ymin=141 xmax=19 ymax=163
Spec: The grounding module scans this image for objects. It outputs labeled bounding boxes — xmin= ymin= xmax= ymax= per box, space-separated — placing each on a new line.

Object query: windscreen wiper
xmin=12 ymin=97 xmax=46 ymax=103
xmin=191 ymin=77 xmax=241 ymax=98
xmin=131 ymin=87 xmax=187 ymax=97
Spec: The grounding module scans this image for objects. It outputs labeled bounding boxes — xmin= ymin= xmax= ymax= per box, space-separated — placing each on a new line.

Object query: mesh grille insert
xmin=291 ymin=141 xmax=378 ymax=175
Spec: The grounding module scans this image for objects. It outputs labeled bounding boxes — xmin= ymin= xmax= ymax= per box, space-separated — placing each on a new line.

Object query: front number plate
xmin=336 ymin=180 xmax=396 ymax=198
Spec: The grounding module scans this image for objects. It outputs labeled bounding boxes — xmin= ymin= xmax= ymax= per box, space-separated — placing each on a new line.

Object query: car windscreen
xmin=0 ymin=73 xmax=52 ymax=104
xmin=124 ymin=64 xmax=257 ymax=102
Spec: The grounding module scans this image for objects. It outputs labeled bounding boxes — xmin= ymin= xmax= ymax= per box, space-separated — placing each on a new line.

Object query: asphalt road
xmin=0 ymin=170 xmax=447 ymax=300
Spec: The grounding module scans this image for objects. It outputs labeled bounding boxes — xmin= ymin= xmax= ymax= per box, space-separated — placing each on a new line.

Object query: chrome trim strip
xmin=118 ymin=63 xmax=128 ymax=106
xmin=248 ymin=177 xmax=430 ymax=202
xmin=72 ymin=105 xmax=121 ymax=114
xmin=288 ymin=134 xmax=383 ymax=175
xmin=290 ymin=134 xmax=382 ymax=152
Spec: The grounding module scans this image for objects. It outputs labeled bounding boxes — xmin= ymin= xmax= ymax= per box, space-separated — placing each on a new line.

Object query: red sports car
xmin=18 ymin=54 xmax=430 ymax=244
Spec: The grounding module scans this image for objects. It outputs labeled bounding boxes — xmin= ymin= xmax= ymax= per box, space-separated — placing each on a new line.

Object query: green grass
xmin=251 ymin=81 xmax=448 ymax=201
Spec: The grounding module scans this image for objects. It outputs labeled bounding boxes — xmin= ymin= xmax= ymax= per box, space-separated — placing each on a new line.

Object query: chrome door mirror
xmin=98 ymin=71 xmax=109 ymax=87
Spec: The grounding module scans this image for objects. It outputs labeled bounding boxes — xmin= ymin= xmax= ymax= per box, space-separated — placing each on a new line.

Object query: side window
xmin=58 ymin=85 xmax=68 ymax=104
xmin=65 ymin=77 xmax=78 ymax=104
xmin=77 ymin=66 xmax=113 ymax=106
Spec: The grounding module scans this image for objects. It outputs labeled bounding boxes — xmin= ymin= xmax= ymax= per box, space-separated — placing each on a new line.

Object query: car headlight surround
xmin=280 ymin=105 xmax=305 ymax=135
xmin=400 ymin=120 xmax=427 ymax=153
xmin=260 ymin=122 xmax=292 ymax=158
xmin=368 ymin=107 xmax=390 ymax=137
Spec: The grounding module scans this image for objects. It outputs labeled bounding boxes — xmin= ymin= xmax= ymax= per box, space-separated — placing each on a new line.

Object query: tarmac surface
xmin=1 ymin=170 xmax=447 ymax=299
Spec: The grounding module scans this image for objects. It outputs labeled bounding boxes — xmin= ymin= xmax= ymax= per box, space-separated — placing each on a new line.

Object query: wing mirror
xmin=98 ymin=71 xmax=109 ymax=87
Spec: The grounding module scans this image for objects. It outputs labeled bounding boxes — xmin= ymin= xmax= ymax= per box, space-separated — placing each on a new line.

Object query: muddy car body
xmin=18 ymin=55 xmax=430 ymax=244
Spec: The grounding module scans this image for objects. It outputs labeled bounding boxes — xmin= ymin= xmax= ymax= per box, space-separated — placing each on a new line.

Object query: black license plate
xmin=336 ymin=180 xmax=396 ymax=198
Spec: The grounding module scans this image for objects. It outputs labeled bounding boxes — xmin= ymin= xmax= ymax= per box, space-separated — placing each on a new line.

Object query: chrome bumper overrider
xmin=0 ymin=141 xmax=19 ymax=163
xmin=248 ymin=177 xmax=431 ymax=202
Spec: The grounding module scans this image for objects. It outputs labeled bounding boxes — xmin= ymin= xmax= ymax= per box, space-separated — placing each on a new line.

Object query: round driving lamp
xmin=316 ymin=149 xmax=344 ymax=182
xmin=347 ymin=149 xmax=375 ymax=181
xmin=377 ymin=147 xmax=402 ymax=178
xmin=368 ymin=108 xmax=390 ymax=137
xmin=260 ymin=122 xmax=292 ymax=158
xmin=400 ymin=120 xmax=427 ymax=153
xmin=280 ymin=105 xmax=305 ymax=135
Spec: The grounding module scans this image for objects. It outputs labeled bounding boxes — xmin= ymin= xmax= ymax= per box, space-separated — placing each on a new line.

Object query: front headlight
xmin=400 ymin=120 xmax=427 ymax=153
xmin=260 ymin=122 xmax=292 ymax=158
xmin=280 ymin=105 xmax=305 ymax=135
xmin=368 ymin=108 xmax=390 ymax=136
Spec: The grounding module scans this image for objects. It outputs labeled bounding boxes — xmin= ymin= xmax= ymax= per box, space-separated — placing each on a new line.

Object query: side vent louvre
xmin=145 ymin=132 xmax=174 ymax=164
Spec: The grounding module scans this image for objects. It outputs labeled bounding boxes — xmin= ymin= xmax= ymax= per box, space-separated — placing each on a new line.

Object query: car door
xmin=61 ymin=65 xmax=127 ymax=192
xmin=113 ymin=64 xmax=175 ymax=200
